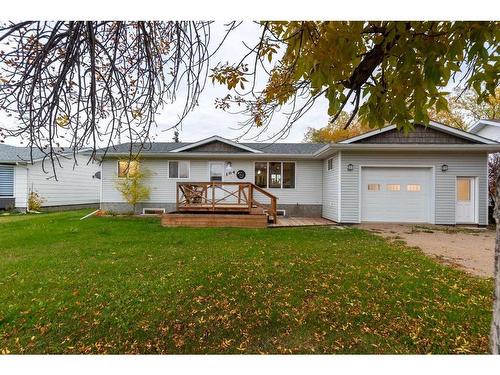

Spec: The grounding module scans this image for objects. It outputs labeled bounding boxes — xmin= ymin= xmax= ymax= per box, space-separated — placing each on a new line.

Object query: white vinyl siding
xmin=472 ymin=125 xmax=500 ymax=142
xmin=14 ymin=165 xmax=28 ymax=208
xmin=338 ymin=151 xmax=488 ymax=225
xmin=26 ymin=154 xmax=100 ymax=207
xmin=101 ymin=158 xmax=323 ymax=206
xmin=322 ymin=152 xmax=339 ymax=221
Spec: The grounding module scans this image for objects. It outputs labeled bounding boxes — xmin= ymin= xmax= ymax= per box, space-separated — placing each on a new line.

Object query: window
xmin=168 ymin=161 xmax=190 ymax=179
xmin=209 ymin=162 xmax=223 ymax=182
xmin=254 ymin=162 xmax=296 ymax=189
xmin=269 ymin=162 xmax=282 ymax=188
xmin=367 ymin=183 xmax=380 ymax=191
xmin=387 ymin=184 xmax=401 ymax=191
xmin=118 ymin=160 xmax=139 ymax=178
xmin=283 ymin=162 xmax=295 ymax=189
xmin=407 ymin=184 xmax=421 ymax=192
xmin=255 ymin=162 xmax=267 ymax=188
xmin=327 ymin=158 xmax=333 ymax=171
xmin=0 ymin=165 xmax=14 ymax=197
xmin=457 ymin=179 xmax=471 ymax=201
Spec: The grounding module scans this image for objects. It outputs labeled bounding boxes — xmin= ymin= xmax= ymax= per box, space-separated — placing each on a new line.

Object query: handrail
xmin=176 ymin=181 xmax=278 ymax=223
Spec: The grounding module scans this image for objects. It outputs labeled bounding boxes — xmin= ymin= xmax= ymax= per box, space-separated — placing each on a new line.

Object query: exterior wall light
xmin=441 ymin=164 xmax=448 ymax=172
xmin=347 ymin=164 xmax=354 ymax=171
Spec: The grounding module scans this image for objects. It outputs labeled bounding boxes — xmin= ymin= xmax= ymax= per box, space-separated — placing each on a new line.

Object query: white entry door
xmin=456 ymin=177 xmax=476 ymax=223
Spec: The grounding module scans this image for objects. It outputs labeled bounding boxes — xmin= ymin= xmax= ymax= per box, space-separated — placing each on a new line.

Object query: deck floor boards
xmin=269 ymin=217 xmax=336 ymax=228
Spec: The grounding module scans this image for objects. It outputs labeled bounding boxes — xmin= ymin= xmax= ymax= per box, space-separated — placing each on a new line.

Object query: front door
xmin=456 ymin=177 xmax=476 ymax=223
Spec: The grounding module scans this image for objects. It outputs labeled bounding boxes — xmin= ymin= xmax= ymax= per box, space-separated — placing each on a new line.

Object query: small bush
xmin=28 ymin=190 xmax=45 ymax=211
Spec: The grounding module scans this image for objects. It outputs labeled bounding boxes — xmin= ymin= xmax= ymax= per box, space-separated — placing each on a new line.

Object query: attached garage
xmin=360 ymin=167 xmax=433 ymax=223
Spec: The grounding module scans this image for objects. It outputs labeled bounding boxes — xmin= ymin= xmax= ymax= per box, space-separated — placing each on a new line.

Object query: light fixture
xmin=441 ymin=164 xmax=448 ymax=172
xmin=347 ymin=163 xmax=354 ymax=171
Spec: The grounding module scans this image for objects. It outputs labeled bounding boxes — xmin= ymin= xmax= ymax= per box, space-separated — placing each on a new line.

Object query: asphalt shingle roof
xmin=0 ymin=144 xmax=47 ymax=163
xmin=101 ymin=141 xmax=327 ymax=155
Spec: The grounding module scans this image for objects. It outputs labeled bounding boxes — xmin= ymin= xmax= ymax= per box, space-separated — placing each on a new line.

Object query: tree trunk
xmin=491 ymin=173 xmax=500 ymax=354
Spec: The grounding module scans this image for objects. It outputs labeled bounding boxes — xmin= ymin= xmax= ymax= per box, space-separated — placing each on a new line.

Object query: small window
xmin=367 ymin=183 xmax=380 ymax=191
xmin=457 ymin=179 xmax=471 ymax=201
xmin=407 ymin=184 xmax=421 ymax=192
xmin=283 ymin=162 xmax=295 ymax=189
xmin=327 ymin=158 xmax=333 ymax=171
xmin=209 ymin=162 xmax=223 ymax=182
xmin=118 ymin=160 xmax=139 ymax=178
xmin=387 ymin=184 xmax=401 ymax=191
xmin=169 ymin=161 xmax=190 ymax=179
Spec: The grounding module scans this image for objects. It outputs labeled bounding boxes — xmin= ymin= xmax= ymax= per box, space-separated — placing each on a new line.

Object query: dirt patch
xmin=355 ymin=223 xmax=495 ymax=278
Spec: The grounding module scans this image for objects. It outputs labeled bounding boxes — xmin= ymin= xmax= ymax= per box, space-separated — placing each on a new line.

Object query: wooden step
xmin=161 ymin=213 xmax=268 ymax=228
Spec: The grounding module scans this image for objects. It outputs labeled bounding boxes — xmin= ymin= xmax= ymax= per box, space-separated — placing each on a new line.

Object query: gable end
xmin=183 ymin=140 xmax=252 ymax=153
xmin=354 ymin=126 xmax=479 ymax=144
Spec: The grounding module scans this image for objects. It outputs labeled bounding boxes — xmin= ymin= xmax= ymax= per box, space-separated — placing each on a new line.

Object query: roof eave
xmin=97 ymin=152 xmax=317 ymax=159
xmin=314 ymin=143 xmax=500 ymax=158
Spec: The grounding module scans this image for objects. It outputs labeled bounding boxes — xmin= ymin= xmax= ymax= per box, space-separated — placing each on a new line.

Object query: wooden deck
xmin=176 ymin=182 xmax=278 ymax=223
xmin=269 ymin=217 xmax=336 ymax=228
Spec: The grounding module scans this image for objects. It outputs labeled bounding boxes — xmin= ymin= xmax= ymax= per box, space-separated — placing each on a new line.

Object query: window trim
xmin=117 ymin=160 xmax=139 ymax=179
xmin=253 ymin=161 xmax=296 ymax=190
xmin=167 ymin=160 xmax=191 ymax=179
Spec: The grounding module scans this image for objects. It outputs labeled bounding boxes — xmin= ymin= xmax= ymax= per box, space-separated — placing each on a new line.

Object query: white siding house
xmin=0 ymin=144 xmax=100 ymax=211
xmin=97 ymin=123 xmax=500 ymax=225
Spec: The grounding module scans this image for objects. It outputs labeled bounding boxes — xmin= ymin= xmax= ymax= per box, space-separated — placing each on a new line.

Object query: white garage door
xmin=361 ymin=167 xmax=432 ymax=223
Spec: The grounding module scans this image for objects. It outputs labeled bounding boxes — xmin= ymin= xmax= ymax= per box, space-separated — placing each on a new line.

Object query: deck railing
xmin=176 ymin=182 xmax=278 ymax=222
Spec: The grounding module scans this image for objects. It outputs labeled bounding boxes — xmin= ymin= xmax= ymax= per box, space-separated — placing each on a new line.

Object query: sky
xmin=0 ymin=21 xmax=472 ymax=147
xmin=0 ymin=22 xmax=330 ymax=147
xmin=152 ymin=22 xmax=330 ymax=144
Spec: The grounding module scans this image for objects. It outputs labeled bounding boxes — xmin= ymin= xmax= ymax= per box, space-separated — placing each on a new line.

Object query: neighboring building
xmin=469 ymin=119 xmax=500 ymax=141
xmin=97 ymin=121 xmax=500 ymax=225
xmin=0 ymin=144 xmax=100 ymax=211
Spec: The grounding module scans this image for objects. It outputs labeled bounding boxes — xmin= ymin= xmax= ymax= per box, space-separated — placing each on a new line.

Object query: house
xmin=469 ymin=119 xmax=500 ymax=141
xmin=97 ymin=121 xmax=500 ymax=225
xmin=0 ymin=144 xmax=100 ymax=211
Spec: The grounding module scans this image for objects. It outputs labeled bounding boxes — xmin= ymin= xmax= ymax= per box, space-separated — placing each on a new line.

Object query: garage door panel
xmin=361 ymin=167 xmax=432 ymax=223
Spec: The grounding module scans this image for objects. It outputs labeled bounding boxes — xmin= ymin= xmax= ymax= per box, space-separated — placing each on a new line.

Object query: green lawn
xmin=0 ymin=210 xmax=493 ymax=354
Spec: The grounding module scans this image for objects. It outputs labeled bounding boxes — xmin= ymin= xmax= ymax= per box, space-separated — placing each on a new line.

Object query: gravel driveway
xmin=355 ymin=223 xmax=495 ymax=278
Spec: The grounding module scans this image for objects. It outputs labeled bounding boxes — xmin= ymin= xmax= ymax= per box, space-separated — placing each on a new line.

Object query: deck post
xmin=271 ymin=197 xmax=277 ymax=223
xmin=212 ymin=182 xmax=215 ymax=212
xmin=176 ymin=182 xmax=179 ymax=212
xmin=248 ymin=184 xmax=253 ymax=210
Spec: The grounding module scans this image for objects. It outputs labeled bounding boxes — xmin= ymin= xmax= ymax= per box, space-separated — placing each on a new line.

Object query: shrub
xmin=28 ymin=190 xmax=45 ymax=211
xmin=114 ymin=159 xmax=151 ymax=213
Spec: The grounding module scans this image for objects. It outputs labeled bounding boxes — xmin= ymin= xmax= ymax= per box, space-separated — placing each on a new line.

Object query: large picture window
xmin=254 ymin=162 xmax=295 ymax=189
xmin=168 ymin=161 xmax=190 ymax=179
